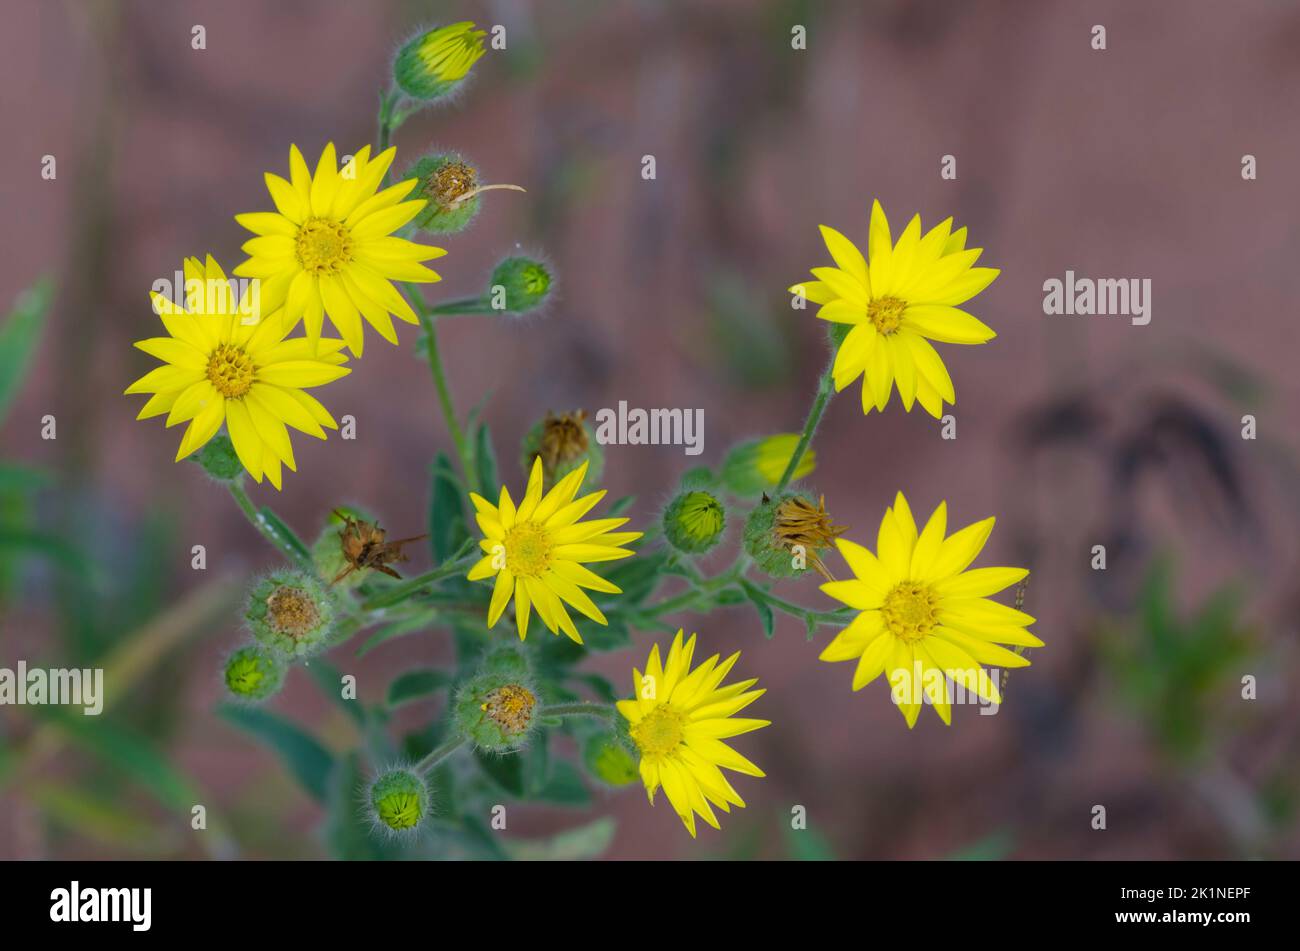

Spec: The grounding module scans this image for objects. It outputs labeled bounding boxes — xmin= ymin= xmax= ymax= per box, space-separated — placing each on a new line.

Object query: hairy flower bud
xmin=223 ymin=645 xmax=286 ymax=702
xmin=720 ymin=434 xmax=815 ymax=496
xmin=743 ymin=492 xmax=846 ymax=580
xmin=368 ymin=768 xmax=430 ymax=836
xmin=662 ymin=489 xmax=726 ymax=554
xmin=245 ymin=569 xmax=336 ymax=658
xmin=393 ymin=21 xmax=487 ymax=101
xmin=520 ymin=409 xmax=602 ymax=489
xmin=453 ymin=671 xmax=539 ymax=752
xmin=489 ymin=256 xmax=553 ymax=314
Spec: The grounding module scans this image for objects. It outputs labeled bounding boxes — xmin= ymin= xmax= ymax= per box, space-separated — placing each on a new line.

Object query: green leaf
xmin=429 ymin=452 xmax=469 ymax=562
xmin=356 ymin=610 xmax=438 ymax=657
xmin=784 ymin=822 xmax=837 ymax=861
xmin=387 ymin=668 xmax=453 ymax=707
xmin=0 ymin=464 xmax=48 ymax=493
xmin=474 ymin=421 xmax=499 ymax=494
xmin=572 ymin=672 xmax=619 ymax=704
xmin=219 ymin=703 xmax=334 ymax=803
xmin=534 ymin=761 xmax=591 ymax=806
xmin=322 ymin=751 xmax=402 ymax=861
xmin=29 ymin=708 xmax=199 ymax=814
xmin=607 ymin=495 xmax=636 ymax=517
xmin=740 ymin=580 xmax=775 ymax=638
xmin=304 ymin=659 xmax=364 ymax=727
xmin=255 ymin=507 xmax=313 ymax=570
xmin=504 ymin=817 xmax=616 ymax=860
xmin=600 ymin=549 xmax=668 ymax=606
xmin=31 ymin=781 xmax=173 ymax=854
xmin=0 ymin=276 xmax=53 ymax=428
xmin=474 ymin=749 xmax=525 ymax=797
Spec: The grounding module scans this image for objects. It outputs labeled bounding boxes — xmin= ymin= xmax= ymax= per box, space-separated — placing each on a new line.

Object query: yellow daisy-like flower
xmin=466 ymin=457 xmax=642 ymax=642
xmin=819 ymin=491 xmax=1042 ymax=728
xmin=234 ymin=143 xmax=445 ymax=357
xmin=617 ymin=630 xmax=769 ymax=837
xmin=790 ymin=200 xmax=1000 ymax=418
xmin=125 ymin=256 xmax=351 ymax=490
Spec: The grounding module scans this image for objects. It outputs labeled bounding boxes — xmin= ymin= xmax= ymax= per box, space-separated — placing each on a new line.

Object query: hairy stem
xmin=774 ymin=363 xmax=835 ymax=493
xmin=227 ymin=482 xmax=312 ymax=570
xmin=405 ymin=285 xmax=478 ymax=494
xmin=416 ymin=735 xmax=468 ymax=775
xmin=540 ymin=702 xmax=616 ymax=720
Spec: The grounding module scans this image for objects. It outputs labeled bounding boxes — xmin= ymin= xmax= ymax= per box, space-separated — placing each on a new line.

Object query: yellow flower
xmin=394 ymin=21 xmax=488 ymax=98
xmin=790 ymin=200 xmax=1000 ymax=418
xmin=125 ymin=256 xmax=350 ymax=489
xmin=617 ymin=630 xmax=769 ymax=837
xmin=234 ymin=143 xmax=445 ymax=357
xmin=819 ymin=491 xmax=1041 ymax=728
xmin=466 ymin=457 xmax=641 ymax=642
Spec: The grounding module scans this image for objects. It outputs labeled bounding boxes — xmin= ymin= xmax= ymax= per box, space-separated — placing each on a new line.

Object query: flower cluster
xmin=128 ymin=20 xmax=1040 ymax=852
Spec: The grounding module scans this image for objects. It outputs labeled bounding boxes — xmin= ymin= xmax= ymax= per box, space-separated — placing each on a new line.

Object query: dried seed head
xmin=743 ymin=492 xmax=847 ymax=580
xmin=521 ymin=409 xmax=603 ymax=489
xmin=453 ymin=668 xmax=540 ymax=752
xmin=408 ymin=153 xmax=482 ymax=234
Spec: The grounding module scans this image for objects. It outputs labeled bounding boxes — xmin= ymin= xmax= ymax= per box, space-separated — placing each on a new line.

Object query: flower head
xmin=245 ymin=569 xmax=336 ymax=658
xmin=790 ymin=200 xmax=1000 ymax=418
xmin=393 ymin=21 xmax=487 ymax=100
xmin=819 ymin=491 xmax=1042 ymax=728
xmin=454 ymin=672 xmax=539 ymax=751
xmin=743 ymin=492 xmax=846 ymax=580
xmin=721 ymin=433 xmax=815 ymax=496
xmin=125 ymin=255 xmax=350 ymax=489
xmin=618 ymin=630 xmax=769 ymax=837
xmin=235 ymin=143 xmax=446 ymax=356
xmin=467 ymin=457 xmax=641 ymax=642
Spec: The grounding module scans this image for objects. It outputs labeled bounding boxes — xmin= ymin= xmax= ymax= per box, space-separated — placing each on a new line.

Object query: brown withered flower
xmin=332 ymin=511 xmax=428 ymax=585
xmin=743 ymin=491 xmax=848 ymax=580
xmin=520 ymin=409 xmax=604 ymax=487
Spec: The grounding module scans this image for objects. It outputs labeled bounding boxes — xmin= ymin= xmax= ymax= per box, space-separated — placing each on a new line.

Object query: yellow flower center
xmin=480 ymin=684 xmax=536 ymax=734
xmin=881 ymin=581 xmax=938 ymax=643
xmin=867 ymin=295 xmax=907 ymax=335
xmin=266 ymin=585 xmax=321 ymax=639
xmin=207 ymin=343 xmax=255 ymax=398
xmin=295 ymin=216 xmax=354 ymax=275
xmin=630 ymin=705 xmax=687 ymax=757
xmin=502 ymin=521 xmax=552 ymax=578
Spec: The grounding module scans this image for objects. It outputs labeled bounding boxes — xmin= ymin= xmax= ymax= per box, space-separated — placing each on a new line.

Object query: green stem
xmin=774 ymin=364 xmax=835 ymax=493
xmin=540 ymin=702 xmax=615 ymax=720
xmin=405 ymin=285 xmax=478 ymax=494
xmin=428 ymin=296 xmax=496 ymax=316
xmin=416 ymin=735 xmax=467 ymax=775
xmin=360 ymin=543 xmax=479 ymax=612
xmin=227 ymin=482 xmax=313 ymax=571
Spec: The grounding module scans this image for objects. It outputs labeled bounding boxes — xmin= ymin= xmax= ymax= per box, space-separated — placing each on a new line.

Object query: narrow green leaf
xmin=219 ymin=704 xmax=334 ymax=803
xmin=534 ymin=761 xmax=591 ymax=806
xmin=387 ymin=668 xmax=453 ymax=707
xmin=504 ymin=817 xmax=616 ymax=860
xmin=255 ymin=507 xmax=313 ymax=570
xmin=740 ymin=580 xmax=775 ymax=638
xmin=304 ymin=659 xmax=364 ymax=727
xmin=475 ymin=421 xmax=499 ymax=493
xmin=0 ymin=276 xmax=53 ymax=427
xmin=430 ymin=452 xmax=469 ymax=562
xmin=356 ymin=610 xmax=438 ymax=657
xmin=474 ymin=749 xmax=525 ymax=797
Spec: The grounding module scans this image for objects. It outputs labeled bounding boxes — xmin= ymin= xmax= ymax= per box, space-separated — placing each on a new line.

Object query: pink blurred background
xmin=2 ymin=0 xmax=1298 ymax=859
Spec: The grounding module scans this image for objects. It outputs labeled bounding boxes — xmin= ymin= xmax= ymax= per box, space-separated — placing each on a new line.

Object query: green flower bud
xmin=743 ymin=492 xmax=845 ymax=580
xmin=393 ymin=21 xmax=487 ymax=102
xmin=662 ymin=489 xmax=726 ymax=554
xmin=721 ymin=434 xmax=815 ymax=497
xmin=245 ymin=569 xmax=336 ymax=659
xmin=453 ymin=671 xmax=539 ymax=752
xmin=489 ymin=256 xmax=553 ymax=314
xmin=368 ymin=768 xmax=429 ymax=836
xmin=223 ymin=645 xmax=285 ymax=702
xmin=188 ymin=433 xmax=244 ymax=482
xmin=408 ymin=153 xmax=481 ymax=234
xmin=582 ymin=731 xmax=638 ymax=787
xmin=520 ymin=409 xmax=603 ymax=490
